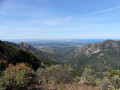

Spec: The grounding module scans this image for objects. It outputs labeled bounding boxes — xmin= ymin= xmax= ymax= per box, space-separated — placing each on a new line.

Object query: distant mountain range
xmin=3 ymin=39 xmax=120 ymax=72
xmin=4 ymin=41 xmax=76 ymax=62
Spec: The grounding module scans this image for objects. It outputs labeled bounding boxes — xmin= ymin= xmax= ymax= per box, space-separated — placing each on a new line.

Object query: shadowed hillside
xmin=0 ymin=40 xmax=60 ymax=70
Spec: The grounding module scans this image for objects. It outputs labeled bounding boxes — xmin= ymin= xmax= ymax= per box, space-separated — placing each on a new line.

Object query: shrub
xmin=36 ymin=64 xmax=74 ymax=84
xmin=0 ymin=59 xmax=8 ymax=71
xmin=73 ymin=76 xmax=81 ymax=82
xmin=96 ymin=77 xmax=111 ymax=90
xmin=80 ymin=67 xmax=96 ymax=86
xmin=0 ymin=63 xmax=34 ymax=90
xmin=96 ymin=68 xmax=120 ymax=90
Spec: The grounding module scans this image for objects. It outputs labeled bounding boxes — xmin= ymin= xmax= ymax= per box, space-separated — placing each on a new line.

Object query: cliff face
xmin=19 ymin=42 xmax=40 ymax=54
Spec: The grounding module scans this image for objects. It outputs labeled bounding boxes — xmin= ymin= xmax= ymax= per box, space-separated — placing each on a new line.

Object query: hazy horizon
xmin=2 ymin=38 xmax=120 ymax=43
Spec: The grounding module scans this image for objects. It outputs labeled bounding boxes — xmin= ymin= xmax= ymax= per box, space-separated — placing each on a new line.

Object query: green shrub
xmin=36 ymin=64 xmax=74 ymax=84
xmin=0 ymin=63 xmax=34 ymax=90
xmin=96 ymin=68 xmax=120 ymax=90
xmin=58 ymin=86 xmax=65 ymax=90
xmin=96 ymin=77 xmax=111 ymax=90
xmin=80 ymin=67 xmax=96 ymax=86
xmin=73 ymin=76 xmax=81 ymax=82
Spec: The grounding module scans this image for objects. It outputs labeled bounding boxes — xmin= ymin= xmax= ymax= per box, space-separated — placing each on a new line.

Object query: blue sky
xmin=0 ymin=0 xmax=120 ymax=40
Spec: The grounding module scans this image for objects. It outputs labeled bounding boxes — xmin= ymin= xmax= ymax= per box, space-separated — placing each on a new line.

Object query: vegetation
xmin=36 ymin=64 xmax=75 ymax=84
xmin=65 ymin=40 xmax=120 ymax=72
xmin=80 ymin=67 xmax=96 ymax=86
xmin=1 ymin=40 xmax=120 ymax=89
xmin=0 ymin=59 xmax=8 ymax=71
xmin=0 ymin=40 xmax=82 ymax=89
xmin=0 ymin=63 xmax=35 ymax=90
xmin=0 ymin=41 xmax=61 ymax=70
xmin=0 ymin=40 xmax=42 ymax=70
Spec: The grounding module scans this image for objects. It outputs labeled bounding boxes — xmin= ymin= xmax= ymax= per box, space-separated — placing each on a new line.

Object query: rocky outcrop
xmin=19 ymin=42 xmax=40 ymax=54
xmin=65 ymin=40 xmax=120 ymax=71
xmin=73 ymin=40 xmax=120 ymax=57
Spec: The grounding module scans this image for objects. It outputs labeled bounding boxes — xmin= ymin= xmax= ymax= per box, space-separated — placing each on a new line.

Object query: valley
xmin=1 ymin=39 xmax=120 ymax=90
xmin=8 ymin=39 xmax=120 ymax=72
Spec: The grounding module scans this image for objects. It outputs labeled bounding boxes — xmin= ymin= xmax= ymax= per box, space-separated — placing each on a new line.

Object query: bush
xmin=96 ymin=68 xmax=120 ymax=90
xmin=0 ymin=63 xmax=34 ymax=90
xmin=80 ymin=67 xmax=96 ymax=86
xmin=0 ymin=59 xmax=8 ymax=71
xmin=36 ymin=64 xmax=74 ymax=84
xmin=96 ymin=77 xmax=111 ymax=90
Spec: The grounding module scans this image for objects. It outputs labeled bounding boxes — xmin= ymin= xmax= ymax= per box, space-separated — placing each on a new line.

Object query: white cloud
xmin=80 ymin=6 xmax=120 ymax=16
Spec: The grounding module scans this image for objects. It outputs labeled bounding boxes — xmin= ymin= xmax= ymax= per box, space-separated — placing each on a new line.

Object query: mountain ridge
xmin=3 ymin=39 xmax=120 ymax=71
xmin=72 ymin=40 xmax=120 ymax=57
xmin=0 ymin=40 xmax=61 ymax=70
xmin=65 ymin=40 xmax=120 ymax=71
xmin=4 ymin=41 xmax=55 ymax=61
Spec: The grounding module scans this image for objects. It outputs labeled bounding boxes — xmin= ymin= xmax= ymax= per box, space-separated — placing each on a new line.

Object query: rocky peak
xmin=20 ymin=42 xmax=33 ymax=48
xmin=20 ymin=42 xmax=28 ymax=47
xmin=74 ymin=40 xmax=120 ymax=57
xmin=19 ymin=42 xmax=37 ymax=53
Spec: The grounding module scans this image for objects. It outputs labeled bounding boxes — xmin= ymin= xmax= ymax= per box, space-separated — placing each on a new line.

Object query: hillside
xmin=1 ymin=40 xmax=120 ymax=90
xmin=65 ymin=40 xmax=120 ymax=71
xmin=4 ymin=41 xmax=77 ymax=62
xmin=4 ymin=40 xmax=120 ymax=72
xmin=4 ymin=41 xmax=56 ymax=60
xmin=5 ymin=40 xmax=120 ymax=72
xmin=0 ymin=40 xmax=59 ymax=70
xmin=27 ymin=40 xmax=86 ymax=62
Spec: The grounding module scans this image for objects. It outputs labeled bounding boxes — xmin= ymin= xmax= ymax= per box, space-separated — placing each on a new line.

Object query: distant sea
xmin=3 ymin=39 xmax=120 ymax=43
xmin=71 ymin=39 xmax=108 ymax=43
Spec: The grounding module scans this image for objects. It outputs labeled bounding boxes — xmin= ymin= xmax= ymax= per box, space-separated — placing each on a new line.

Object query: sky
xmin=0 ymin=0 xmax=120 ymax=40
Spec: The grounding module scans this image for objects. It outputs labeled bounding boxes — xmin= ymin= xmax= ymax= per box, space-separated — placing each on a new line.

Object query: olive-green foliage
xmin=65 ymin=40 xmax=120 ymax=73
xmin=36 ymin=64 xmax=74 ymax=84
xmin=96 ymin=77 xmax=111 ymax=90
xmin=0 ymin=41 xmax=63 ymax=70
xmin=108 ymin=68 xmax=120 ymax=78
xmin=58 ymin=86 xmax=65 ymax=90
xmin=0 ymin=63 xmax=34 ymax=90
xmin=80 ymin=67 xmax=96 ymax=86
xmin=0 ymin=41 xmax=43 ymax=70
xmin=96 ymin=68 xmax=120 ymax=90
